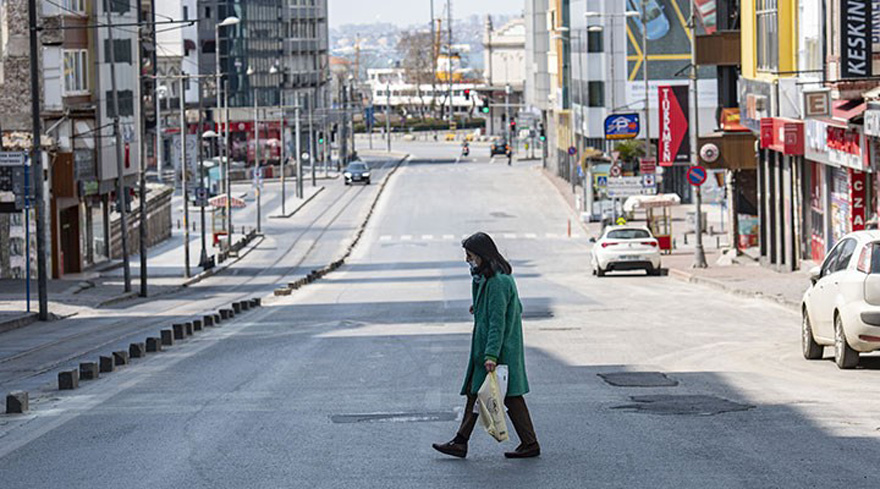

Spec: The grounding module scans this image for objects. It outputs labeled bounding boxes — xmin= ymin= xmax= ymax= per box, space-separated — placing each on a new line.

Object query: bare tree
xmin=397 ymin=30 xmax=436 ymax=119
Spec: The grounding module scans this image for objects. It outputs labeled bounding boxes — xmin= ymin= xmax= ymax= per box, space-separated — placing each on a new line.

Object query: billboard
xmin=658 ymin=85 xmax=690 ymax=166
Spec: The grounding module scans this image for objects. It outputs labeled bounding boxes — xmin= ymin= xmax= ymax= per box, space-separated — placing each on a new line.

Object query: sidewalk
xmin=541 ymin=167 xmax=809 ymax=312
xmin=0 ymin=184 xmax=324 ymax=331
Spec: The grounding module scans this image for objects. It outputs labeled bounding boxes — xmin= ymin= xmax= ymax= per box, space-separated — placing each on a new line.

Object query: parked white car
xmin=802 ymin=230 xmax=880 ymax=369
xmin=591 ymin=226 xmax=662 ymax=277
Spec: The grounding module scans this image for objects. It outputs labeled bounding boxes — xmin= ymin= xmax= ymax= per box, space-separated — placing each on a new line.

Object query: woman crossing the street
xmin=432 ymin=232 xmax=540 ymax=459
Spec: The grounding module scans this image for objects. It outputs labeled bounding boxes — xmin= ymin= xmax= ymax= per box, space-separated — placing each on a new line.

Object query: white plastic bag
xmin=476 ymin=366 xmax=509 ymax=442
xmin=473 ymin=365 xmax=508 ymax=413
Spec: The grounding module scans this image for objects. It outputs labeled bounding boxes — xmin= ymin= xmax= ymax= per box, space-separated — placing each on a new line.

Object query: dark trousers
xmin=457 ymin=394 xmax=538 ymax=446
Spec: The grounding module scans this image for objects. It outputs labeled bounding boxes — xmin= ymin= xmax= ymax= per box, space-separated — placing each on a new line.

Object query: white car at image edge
xmin=802 ymin=230 xmax=880 ymax=369
xmin=591 ymin=226 xmax=662 ymax=277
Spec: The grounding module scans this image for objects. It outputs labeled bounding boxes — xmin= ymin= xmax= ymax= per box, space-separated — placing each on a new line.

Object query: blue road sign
xmin=568 ymin=146 xmax=577 ymax=156
xmin=604 ymin=113 xmax=640 ymax=140
xmin=365 ymin=106 xmax=376 ymax=126
xmin=596 ymin=176 xmax=608 ymax=188
xmin=687 ymin=166 xmax=707 ymax=186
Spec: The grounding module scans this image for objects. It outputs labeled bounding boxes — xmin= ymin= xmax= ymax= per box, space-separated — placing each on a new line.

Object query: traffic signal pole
xmin=27 ymin=0 xmax=49 ymax=320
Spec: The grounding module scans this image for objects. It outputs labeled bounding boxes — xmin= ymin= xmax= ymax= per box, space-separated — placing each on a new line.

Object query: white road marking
xmin=422 ymin=234 xmax=434 ymax=240
xmin=379 ymin=235 xmax=392 ymax=241
xmin=545 ymin=232 xmax=559 ymax=238
xmin=401 ymin=235 xmax=413 ymax=241
xmin=442 ymin=234 xmax=455 ymax=240
xmin=525 ymin=233 xmax=537 ymax=239
xmin=503 ymin=233 xmax=516 ymax=239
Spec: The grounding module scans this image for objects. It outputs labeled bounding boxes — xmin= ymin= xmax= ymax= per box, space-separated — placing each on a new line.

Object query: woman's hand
xmin=484 ymin=359 xmax=496 ymax=372
xmin=469 ymin=305 xmax=474 ymax=315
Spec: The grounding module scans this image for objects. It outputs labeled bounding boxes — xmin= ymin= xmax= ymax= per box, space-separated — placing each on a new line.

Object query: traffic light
xmin=318 ymin=131 xmax=325 ymax=144
xmin=539 ymin=124 xmax=546 ymax=142
xmin=509 ymin=119 xmax=517 ymax=133
xmin=481 ymin=99 xmax=490 ymax=114
xmin=464 ymin=89 xmax=471 ymax=101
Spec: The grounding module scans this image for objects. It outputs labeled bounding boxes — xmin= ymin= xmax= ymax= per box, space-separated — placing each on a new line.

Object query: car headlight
xmin=344 ymin=172 xmax=352 ymax=177
xmin=362 ymin=172 xmax=370 ymax=177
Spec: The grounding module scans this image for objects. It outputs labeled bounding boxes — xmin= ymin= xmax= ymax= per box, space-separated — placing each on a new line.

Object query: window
xmin=756 ymin=0 xmax=778 ymax=71
xmin=183 ymin=6 xmax=189 ymax=21
xmin=587 ymin=31 xmax=603 ymax=53
xmin=63 ymin=50 xmax=89 ymax=94
xmin=103 ymin=0 xmax=130 ymax=14
xmin=607 ymin=229 xmax=651 ymax=240
xmin=63 ymin=0 xmax=86 ymax=13
xmin=105 ymin=90 xmax=134 ymax=117
xmin=824 ymin=238 xmax=857 ymax=277
xmin=588 ymin=81 xmax=604 ymax=107
xmin=103 ymin=39 xmax=132 ymax=64
xmin=857 ymin=243 xmax=873 ymax=273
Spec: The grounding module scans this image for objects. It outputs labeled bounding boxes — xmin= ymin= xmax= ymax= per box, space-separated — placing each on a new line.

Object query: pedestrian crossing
xmin=376 ymin=232 xmax=583 ymax=243
xmin=403 ymin=166 xmax=477 ymax=174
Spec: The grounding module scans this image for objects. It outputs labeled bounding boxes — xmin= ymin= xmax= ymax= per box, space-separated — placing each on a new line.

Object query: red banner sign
xmin=850 ymin=169 xmax=867 ymax=231
xmin=658 ymin=85 xmax=690 ymax=167
xmin=759 ymin=118 xmax=804 ymax=155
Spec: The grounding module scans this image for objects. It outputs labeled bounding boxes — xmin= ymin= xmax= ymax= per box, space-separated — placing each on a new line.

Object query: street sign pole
xmin=24 ymin=156 xmax=30 ymax=312
xmin=689 ymin=2 xmax=707 ymax=268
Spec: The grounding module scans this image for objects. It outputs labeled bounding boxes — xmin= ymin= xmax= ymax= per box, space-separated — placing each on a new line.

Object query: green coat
xmin=460 ymin=272 xmax=530 ymax=397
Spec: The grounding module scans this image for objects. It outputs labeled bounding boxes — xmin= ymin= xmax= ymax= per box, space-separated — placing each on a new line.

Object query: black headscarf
xmin=462 ymin=232 xmax=513 ymax=278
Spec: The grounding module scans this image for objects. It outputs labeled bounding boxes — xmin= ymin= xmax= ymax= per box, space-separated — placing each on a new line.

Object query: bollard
xmin=58 ymin=369 xmax=79 ymax=390
xmin=79 ymin=362 xmax=100 ymax=380
xmin=5 ymin=391 xmax=28 ymax=414
xmin=232 ymin=302 xmax=242 ymax=314
xmin=240 ymin=300 xmax=250 ymax=311
xmin=129 ymin=342 xmax=146 ymax=359
xmin=193 ymin=319 xmax=203 ymax=331
xmin=161 ymin=329 xmax=175 ymax=346
xmin=146 ymin=337 xmax=163 ymax=352
xmin=184 ymin=322 xmax=194 ymax=336
xmin=100 ymin=355 xmax=115 ymax=373
xmin=220 ymin=309 xmax=231 ymax=320
xmin=173 ymin=323 xmax=186 ymax=340
xmin=203 ymin=315 xmax=215 ymax=327
xmin=113 ymin=350 xmax=130 ymax=366
xmin=250 ymin=298 xmax=259 ymax=308
xmin=213 ymin=313 xmax=222 ymax=324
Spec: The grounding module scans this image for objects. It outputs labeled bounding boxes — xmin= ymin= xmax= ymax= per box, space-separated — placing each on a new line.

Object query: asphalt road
xmin=2 ymin=141 xmax=880 ymax=487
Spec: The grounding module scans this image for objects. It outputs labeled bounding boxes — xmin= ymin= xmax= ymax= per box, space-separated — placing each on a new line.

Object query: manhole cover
xmin=613 ymin=395 xmax=755 ymax=416
xmin=330 ymin=412 xmax=457 ymax=424
xmin=599 ymin=372 xmax=679 ymax=387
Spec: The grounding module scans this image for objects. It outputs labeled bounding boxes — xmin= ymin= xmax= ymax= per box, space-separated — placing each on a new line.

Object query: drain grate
xmin=599 ymin=372 xmax=679 ymax=387
xmin=613 ymin=395 xmax=755 ymax=416
xmin=330 ymin=412 xmax=457 ymax=424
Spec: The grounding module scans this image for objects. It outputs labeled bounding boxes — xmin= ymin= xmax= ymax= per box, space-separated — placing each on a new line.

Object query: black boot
xmin=504 ymin=442 xmax=540 ymax=459
xmin=432 ymin=435 xmax=468 ymax=458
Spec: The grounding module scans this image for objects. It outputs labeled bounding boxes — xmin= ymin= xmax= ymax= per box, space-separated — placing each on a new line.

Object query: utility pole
xmin=224 ymin=82 xmax=232 ymax=249
xmin=137 ymin=0 xmax=148 ymax=297
xmin=309 ymin=92 xmax=316 ymax=186
xmin=27 ymin=0 xmax=48 ymax=320
xmin=447 ymin=0 xmax=454 ymax=123
xmin=107 ymin=8 xmax=132 ymax=293
xmin=295 ymin=93 xmax=303 ymax=199
xmin=181 ymin=75 xmax=191 ymax=278
xmin=340 ymin=84 xmax=348 ymax=166
xmin=197 ymin=78 xmax=209 ymax=269
xmin=386 ymin=82 xmax=391 ymax=152
xmin=281 ymin=94 xmax=287 ymax=215
xmin=689 ymin=0 xmax=707 ymax=268
xmin=642 ymin=0 xmax=651 ymax=159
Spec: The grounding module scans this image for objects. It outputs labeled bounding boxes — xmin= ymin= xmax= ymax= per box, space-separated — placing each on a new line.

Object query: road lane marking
xmin=503 ymin=233 xmax=516 ymax=239
xmin=379 ymin=235 xmax=392 ymax=241
xmin=401 ymin=235 xmax=413 ymax=241
xmin=524 ymin=233 xmax=537 ymax=239
xmin=442 ymin=234 xmax=455 ymax=240
xmin=545 ymin=232 xmax=559 ymax=238
xmin=422 ymin=234 xmax=434 ymax=240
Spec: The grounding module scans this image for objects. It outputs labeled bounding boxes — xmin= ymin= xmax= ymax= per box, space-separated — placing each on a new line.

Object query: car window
xmin=821 ymin=243 xmax=843 ymax=278
xmin=348 ymin=163 xmax=367 ymax=171
xmin=871 ymin=243 xmax=880 ymax=274
xmin=857 ymin=243 xmax=873 ymax=273
xmin=833 ymin=239 xmax=857 ymax=274
xmin=606 ymin=229 xmax=651 ymax=240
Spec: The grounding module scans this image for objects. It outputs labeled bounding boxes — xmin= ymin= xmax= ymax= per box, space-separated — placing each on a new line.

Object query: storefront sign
xmin=738 ymin=78 xmax=773 ymax=133
xmin=850 ymin=169 xmax=867 ymax=231
xmin=803 ymin=89 xmax=831 ymax=118
xmin=719 ymin=108 xmax=749 ymax=132
xmin=759 ymin=118 xmax=804 ymax=155
xmin=805 ymin=119 xmax=869 ymax=171
xmin=865 ymin=109 xmax=880 ymax=136
xmin=658 ymin=85 xmax=690 ymax=167
xmin=841 ymin=0 xmax=873 ymax=78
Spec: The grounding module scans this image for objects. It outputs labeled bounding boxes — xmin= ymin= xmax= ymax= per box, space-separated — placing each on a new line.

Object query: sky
xmin=329 ymin=0 xmax=522 ymax=27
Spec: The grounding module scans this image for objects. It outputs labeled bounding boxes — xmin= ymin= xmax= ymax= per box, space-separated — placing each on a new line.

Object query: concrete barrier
xmin=275 ymin=287 xmax=291 ymax=296
xmin=100 ymin=355 xmax=115 ymax=373
xmin=79 ymin=362 xmax=99 ymax=380
xmin=58 ymin=369 xmax=79 ymax=390
xmin=232 ymin=302 xmax=242 ymax=314
xmin=193 ymin=319 xmax=203 ymax=331
xmin=129 ymin=342 xmax=146 ymax=359
xmin=113 ymin=350 xmax=130 ymax=366
xmin=184 ymin=322 xmax=194 ymax=336
xmin=203 ymin=315 xmax=215 ymax=327
xmin=252 ymin=297 xmax=261 ymax=307
xmin=249 ymin=298 xmax=259 ymax=308
xmin=173 ymin=323 xmax=186 ymax=340
xmin=5 ymin=391 xmax=28 ymax=414
xmin=240 ymin=300 xmax=250 ymax=311
xmin=213 ymin=313 xmax=221 ymax=324
xmin=220 ymin=309 xmax=231 ymax=320
xmin=161 ymin=329 xmax=174 ymax=346
xmin=146 ymin=337 xmax=163 ymax=352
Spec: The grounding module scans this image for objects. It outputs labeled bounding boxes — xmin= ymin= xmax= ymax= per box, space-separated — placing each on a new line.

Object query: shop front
xmin=804 ymin=117 xmax=872 ymax=262
xmin=758 ymin=117 xmax=805 ymax=272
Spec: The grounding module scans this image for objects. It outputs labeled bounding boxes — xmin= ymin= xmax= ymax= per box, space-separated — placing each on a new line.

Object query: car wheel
xmin=596 ymin=266 xmax=606 ymax=277
xmin=834 ymin=313 xmax=859 ymax=369
xmin=801 ymin=311 xmax=823 ymax=360
xmin=647 ymin=266 xmax=662 ymax=276
xmin=366 ymin=179 xmax=371 ymax=185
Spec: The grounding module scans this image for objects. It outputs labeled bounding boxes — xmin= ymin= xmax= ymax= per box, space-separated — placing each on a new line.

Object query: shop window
xmin=756 ymin=0 xmax=778 ymax=71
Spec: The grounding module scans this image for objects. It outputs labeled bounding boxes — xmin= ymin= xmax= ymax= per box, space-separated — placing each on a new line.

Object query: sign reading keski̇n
xmin=841 ymin=0 xmax=872 ymax=79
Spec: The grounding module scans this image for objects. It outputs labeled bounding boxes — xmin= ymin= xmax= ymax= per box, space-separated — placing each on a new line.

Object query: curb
xmin=268 ymin=186 xmax=326 ymax=219
xmin=272 ymin=153 xmax=410 ymax=298
xmin=667 ymin=267 xmax=800 ymax=312
xmin=0 ymin=313 xmax=39 ymax=335
xmin=538 ymin=167 xmax=594 ymax=238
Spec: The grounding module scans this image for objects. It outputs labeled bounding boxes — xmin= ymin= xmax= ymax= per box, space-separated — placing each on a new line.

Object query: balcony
xmin=695 ymin=31 xmax=741 ymax=66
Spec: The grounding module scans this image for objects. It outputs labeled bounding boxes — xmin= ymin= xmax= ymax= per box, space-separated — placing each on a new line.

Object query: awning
xmin=697 ymin=131 xmax=758 ymax=170
xmin=832 ymin=99 xmax=865 ymax=124
xmin=209 ymin=194 xmax=246 ymax=209
xmin=624 ymin=194 xmax=682 ymax=213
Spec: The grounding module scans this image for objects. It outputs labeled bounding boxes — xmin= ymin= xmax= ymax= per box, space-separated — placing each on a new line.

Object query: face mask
xmin=467 ymin=260 xmax=479 ymax=276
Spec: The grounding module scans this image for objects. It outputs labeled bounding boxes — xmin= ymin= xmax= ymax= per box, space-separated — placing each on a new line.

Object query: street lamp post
xmin=180 ymin=75 xmax=190 ymax=278
xmin=215 ymin=16 xmax=239 ymax=252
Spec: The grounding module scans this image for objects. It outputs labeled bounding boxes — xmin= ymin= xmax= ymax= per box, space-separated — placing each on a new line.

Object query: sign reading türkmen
xmin=658 ymin=85 xmax=689 ymax=167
